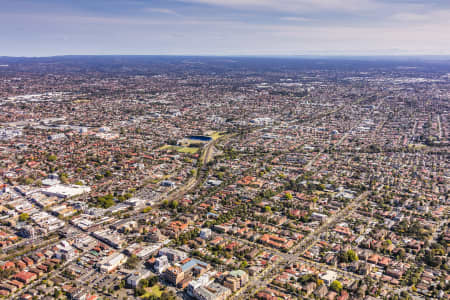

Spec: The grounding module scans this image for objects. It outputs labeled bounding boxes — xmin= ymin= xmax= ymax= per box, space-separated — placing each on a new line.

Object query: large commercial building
xmin=98 ymin=253 xmax=126 ymax=273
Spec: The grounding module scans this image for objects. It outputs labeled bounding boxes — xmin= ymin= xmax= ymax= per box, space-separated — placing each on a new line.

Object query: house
xmin=14 ymin=271 xmax=37 ymax=284
xmin=367 ymin=254 xmax=380 ymax=265
xmin=337 ymin=290 xmax=349 ymax=300
xmin=166 ymin=221 xmax=188 ymax=237
xmin=259 ymin=234 xmax=293 ymax=250
xmin=0 ymin=261 xmax=15 ymax=270
xmin=22 ymin=257 xmax=34 ymax=267
xmin=0 ymin=283 xmax=17 ymax=293
xmin=67 ymin=287 xmax=90 ymax=300
xmin=9 ymin=280 xmax=24 ymax=289
xmin=255 ymin=291 xmax=277 ymax=300
xmin=327 ymin=291 xmax=338 ymax=300
xmin=378 ymin=256 xmax=390 ymax=267
xmin=28 ymin=267 xmax=44 ymax=277
xmin=315 ymin=284 xmax=328 ymax=298
xmin=385 ymin=268 xmax=403 ymax=279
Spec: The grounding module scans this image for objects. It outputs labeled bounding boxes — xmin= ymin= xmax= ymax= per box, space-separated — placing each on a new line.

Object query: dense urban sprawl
xmin=0 ymin=57 xmax=448 ymax=300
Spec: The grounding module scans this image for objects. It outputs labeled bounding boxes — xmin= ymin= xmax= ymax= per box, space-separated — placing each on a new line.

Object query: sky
xmin=0 ymin=0 xmax=449 ymax=56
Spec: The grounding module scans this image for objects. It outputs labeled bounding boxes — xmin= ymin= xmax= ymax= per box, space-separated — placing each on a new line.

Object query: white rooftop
xmin=43 ymin=184 xmax=91 ymax=198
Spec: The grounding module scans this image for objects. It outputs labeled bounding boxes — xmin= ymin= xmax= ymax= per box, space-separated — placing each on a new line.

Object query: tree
xmin=97 ymin=194 xmax=115 ymax=208
xmin=34 ymin=179 xmax=42 ymax=187
xmin=169 ymin=200 xmax=179 ymax=209
xmin=142 ymin=206 xmax=152 ymax=213
xmin=24 ymin=177 xmax=34 ymax=185
xmin=60 ymin=173 xmax=69 ymax=184
xmin=382 ymin=239 xmax=392 ymax=248
xmin=148 ymin=275 xmax=158 ymax=286
xmin=161 ymin=290 xmax=177 ymax=300
xmin=19 ymin=213 xmax=30 ymax=222
xmin=126 ymin=254 xmax=139 ymax=269
xmin=135 ymin=287 xmax=146 ymax=297
xmin=397 ymin=248 xmax=406 ymax=260
xmin=262 ymin=189 xmax=275 ymax=198
xmin=346 ymin=249 xmax=359 ymax=262
xmin=140 ymin=278 xmax=149 ymax=288
xmin=330 ymin=280 xmax=343 ymax=292
xmin=400 ymin=290 xmax=411 ymax=299
xmin=0 ymin=268 xmax=14 ymax=279
xmin=285 ymin=192 xmax=293 ymax=200
xmin=47 ymin=154 xmax=57 ymax=161
xmin=119 ymin=280 xmax=125 ymax=289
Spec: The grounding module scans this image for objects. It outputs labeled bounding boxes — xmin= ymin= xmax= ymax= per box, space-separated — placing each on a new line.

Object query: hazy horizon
xmin=1 ymin=54 xmax=450 ymax=60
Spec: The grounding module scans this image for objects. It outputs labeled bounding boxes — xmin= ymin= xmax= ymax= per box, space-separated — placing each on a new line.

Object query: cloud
xmin=0 ymin=12 xmax=246 ymax=27
xmin=144 ymin=8 xmax=180 ymax=16
xmin=178 ymin=0 xmax=382 ymax=13
xmin=255 ymin=20 xmax=450 ymax=55
xmin=391 ymin=12 xmax=429 ymax=22
xmin=280 ymin=16 xmax=311 ymax=22
xmin=390 ymin=9 xmax=450 ymax=23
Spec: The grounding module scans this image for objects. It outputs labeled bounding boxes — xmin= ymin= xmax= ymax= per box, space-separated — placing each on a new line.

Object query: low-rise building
xmin=126 ymin=270 xmax=151 ymax=288
xmin=154 ymin=256 xmax=169 ymax=274
xmin=164 ymin=266 xmax=184 ymax=286
xmin=97 ymin=253 xmax=126 ymax=273
xmin=194 ymin=282 xmax=231 ymax=300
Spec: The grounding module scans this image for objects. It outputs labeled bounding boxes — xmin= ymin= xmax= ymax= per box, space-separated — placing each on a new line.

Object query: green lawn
xmin=160 ymin=145 xmax=199 ymax=154
xmin=408 ymin=143 xmax=427 ymax=150
xmin=142 ymin=284 xmax=163 ymax=298
xmin=176 ymin=146 xmax=199 ymax=154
